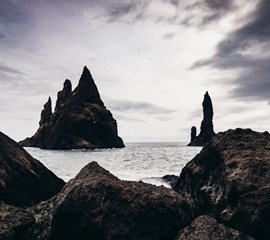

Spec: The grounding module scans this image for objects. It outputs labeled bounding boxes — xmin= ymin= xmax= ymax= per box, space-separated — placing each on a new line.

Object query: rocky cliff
xmin=19 ymin=66 xmax=124 ymax=150
xmin=188 ymin=91 xmax=216 ymax=146
xmin=0 ymin=131 xmax=64 ymax=207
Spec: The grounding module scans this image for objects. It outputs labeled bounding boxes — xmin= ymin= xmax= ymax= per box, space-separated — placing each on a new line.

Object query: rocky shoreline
xmin=1 ymin=128 xmax=269 ymax=239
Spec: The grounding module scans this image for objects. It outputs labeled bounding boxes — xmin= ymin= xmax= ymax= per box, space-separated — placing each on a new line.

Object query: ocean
xmin=26 ymin=142 xmax=202 ymax=187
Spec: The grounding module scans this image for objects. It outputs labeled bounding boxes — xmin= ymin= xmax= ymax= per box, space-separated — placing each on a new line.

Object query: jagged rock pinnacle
xmin=19 ymin=66 xmax=124 ymax=149
xmin=190 ymin=126 xmax=197 ymax=142
xmin=188 ymin=91 xmax=216 ymax=146
xmin=39 ymin=97 xmax=52 ymax=126
xmin=74 ymin=66 xmax=101 ymax=104
xmin=55 ymin=79 xmax=72 ymax=111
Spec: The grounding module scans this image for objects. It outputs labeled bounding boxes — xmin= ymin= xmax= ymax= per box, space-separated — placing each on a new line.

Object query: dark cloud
xmin=106 ymin=99 xmax=175 ymax=115
xmin=192 ymin=0 xmax=270 ymax=102
xmin=181 ymin=0 xmax=236 ymax=26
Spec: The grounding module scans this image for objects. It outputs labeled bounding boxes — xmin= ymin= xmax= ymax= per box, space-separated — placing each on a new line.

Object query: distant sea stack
xmin=19 ymin=66 xmax=125 ymax=150
xmin=188 ymin=91 xmax=216 ymax=146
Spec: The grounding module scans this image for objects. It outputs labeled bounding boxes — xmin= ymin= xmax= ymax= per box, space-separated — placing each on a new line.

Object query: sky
xmin=0 ymin=0 xmax=270 ymax=143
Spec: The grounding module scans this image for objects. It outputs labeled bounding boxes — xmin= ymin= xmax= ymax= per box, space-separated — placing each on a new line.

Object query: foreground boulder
xmin=175 ymin=128 xmax=270 ymax=240
xmin=46 ymin=162 xmax=192 ymax=240
xmin=0 ymin=202 xmax=35 ymax=239
xmin=19 ymin=66 xmax=124 ymax=150
xmin=0 ymin=131 xmax=65 ymax=207
xmin=188 ymin=91 xmax=216 ymax=146
xmin=176 ymin=215 xmax=254 ymax=240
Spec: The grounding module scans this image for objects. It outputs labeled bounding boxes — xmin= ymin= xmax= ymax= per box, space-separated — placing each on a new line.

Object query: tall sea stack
xmin=19 ymin=66 xmax=125 ymax=150
xmin=188 ymin=91 xmax=215 ymax=146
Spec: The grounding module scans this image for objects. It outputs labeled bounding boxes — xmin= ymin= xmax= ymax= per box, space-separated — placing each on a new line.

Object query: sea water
xmin=26 ymin=143 xmax=202 ymax=187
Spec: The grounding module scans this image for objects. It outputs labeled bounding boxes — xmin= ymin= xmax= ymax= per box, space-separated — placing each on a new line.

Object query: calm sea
xmin=26 ymin=142 xmax=202 ymax=186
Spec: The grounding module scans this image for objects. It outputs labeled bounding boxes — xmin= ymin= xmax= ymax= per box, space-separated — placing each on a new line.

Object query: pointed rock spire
xmin=19 ymin=66 xmax=124 ymax=150
xmin=74 ymin=66 xmax=101 ymax=104
xmin=188 ymin=91 xmax=216 ymax=146
xmin=190 ymin=126 xmax=197 ymax=142
xmin=39 ymin=97 xmax=52 ymax=126
xmin=55 ymin=79 xmax=72 ymax=111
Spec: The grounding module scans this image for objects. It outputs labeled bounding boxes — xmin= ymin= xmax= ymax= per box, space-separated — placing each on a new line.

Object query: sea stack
xmin=19 ymin=66 xmax=125 ymax=150
xmin=188 ymin=91 xmax=215 ymax=146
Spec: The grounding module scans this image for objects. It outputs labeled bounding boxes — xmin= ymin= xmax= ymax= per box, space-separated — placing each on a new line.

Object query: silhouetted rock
xmin=22 ymin=162 xmax=191 ymax=240
xmin=19 ymin=66 xmax=124 ymax=150
xmin=162 ymin=174 xmax=178 ymax=189
xmin=55 ymin=79 xmax=72 ymax=112
xmin=175 ymin=128 xmax=270 ymax=240
xmin=0 ymin=131 xmax=65 ymax=208
xmin=39 ymin=97 xmax=52 ymax=126
xmin=176 ymin=215 xmax=254 ymax=240
xmin=190 ymin=126 xmax=197 ymax=142
xmin=188 ymin=91 xmax=215 ymax=146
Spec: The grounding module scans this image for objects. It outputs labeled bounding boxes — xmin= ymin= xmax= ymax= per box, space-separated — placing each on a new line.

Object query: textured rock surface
xmin=0 ymin=202 xmax=35 ymax=239
xmin=0 ymin=131 xmax=65 ymax=208
xmin=175 ymin=128 xmax=270 ymax=240
xmin=176 ymin=215 xmax=254 ymax=240
xmin=45 ymin=162 xmax=192 ymax=240
xmin=19 ymin=66 xmax=124 ymax=150
xmin=188 ymin=91 xmax=215 ymax=146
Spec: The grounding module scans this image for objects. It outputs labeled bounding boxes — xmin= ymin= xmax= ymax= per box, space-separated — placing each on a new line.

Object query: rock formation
xmin=1 ymin=162 xmax=193 ymax=240
xmin=188 ymin=91 xmax=216 ymax=146
xmin=176 ymin=215 xmax=254 ymax=240
xmin=19 ymin=66 xmax=124 ymax=149
xmin=190 ymin=126 xmax=197 ymax=142
xmin=175 ymin=128 xmax=270 ymax=240
xmin=0 ymin=131 xmax=64 ymax=207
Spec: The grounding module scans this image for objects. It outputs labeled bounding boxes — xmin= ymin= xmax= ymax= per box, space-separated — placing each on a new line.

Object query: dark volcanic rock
xmin=0 ymin=131 xmax=65 ymax=207
xmin=19 ymin=66 xmax=124 ymax=150
xmin=39 ymin=97 xmax=52 ymax=126
xmin=188 ymin=91 xmax=216 ymax=146
xmin=190 ymin=126 xmax=197 ymax=142
xmin=162 ymin=174 xmax=178 ymax=189
xmin=37 ymin=162 xmax=192 ymax=240
xmin=175 ymin=128 xmax=270 ymax=240
xmin=175 ymin=215 xmax=254 ymax=240
xmin=0 ymin=202 xmax=35 ymax=239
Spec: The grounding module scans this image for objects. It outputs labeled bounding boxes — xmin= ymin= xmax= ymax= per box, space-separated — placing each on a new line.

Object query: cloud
xmin=106 ymin=98 xmax=176 ymax=115
xmin=0 ymin=63 xmax=26 ymax=75
xmin=191 ymin=0 xmax=270 ymax=102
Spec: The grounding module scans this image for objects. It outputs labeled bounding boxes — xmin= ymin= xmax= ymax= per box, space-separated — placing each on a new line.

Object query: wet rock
xmin=175 ymin=128 xmax=270 ymax=240
xmin=19 ymin=66 xmax=124 ymax=150
xmin=162 ymin=174 xmax=178 ymax=189
xmin=45 ymin=162 xmax=192 ymax=240
xmin=175 ymin=215 xmax=254 ymax=240
xmin=188 ymin=91 xmax=216 ymax=146
xmin=0 ymin=131 xmax=65 ymax=207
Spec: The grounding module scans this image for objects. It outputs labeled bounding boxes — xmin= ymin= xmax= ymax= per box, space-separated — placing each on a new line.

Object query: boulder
xmin=188 ymin=91 xmax=216 ymax=146
xmin=175 ymin=215 xmax=254 ymax=240
xmin=0 ymin=131 xmax=65 ymax=207
xmin=0 ymin=202 xmax=35 ymax=239
xmin=19 ymin=66 xmax=124 ymax=150
xmin=175 ymin=128 xmax=270 ymax=240
xmin=38 ymin=162 xmax=193 ymax=240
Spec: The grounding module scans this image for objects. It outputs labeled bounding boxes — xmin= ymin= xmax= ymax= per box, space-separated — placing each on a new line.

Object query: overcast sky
xmin=1 ymin=0 xmax=270 ymax=143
